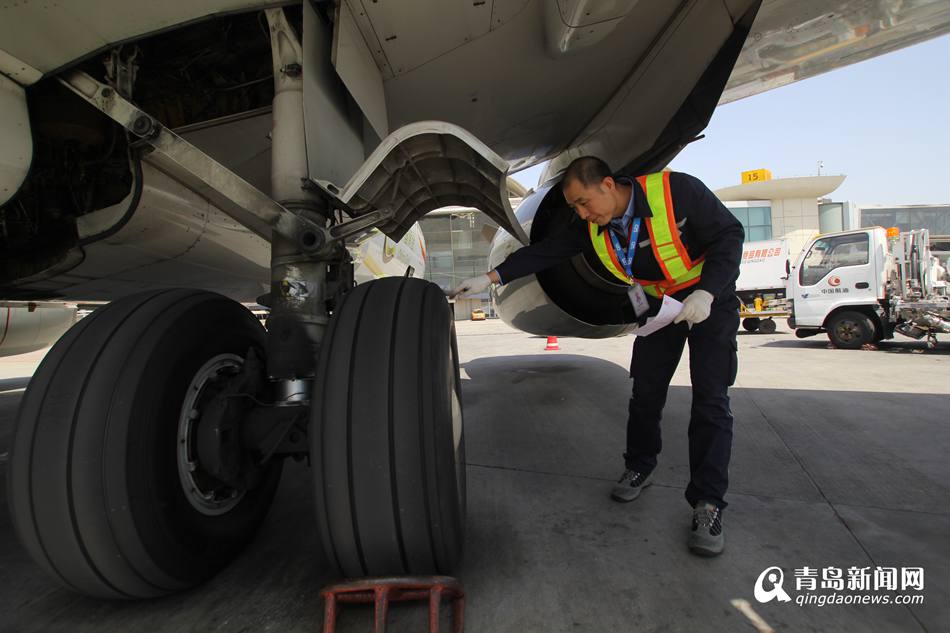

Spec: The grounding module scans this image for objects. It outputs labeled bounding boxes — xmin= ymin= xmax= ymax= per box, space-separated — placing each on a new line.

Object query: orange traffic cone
xmin=544 ymin=336 xmax=560 ymax=351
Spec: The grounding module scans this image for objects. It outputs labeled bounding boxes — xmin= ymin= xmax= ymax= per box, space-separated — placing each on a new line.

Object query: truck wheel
xmin=759 ymin=318 xmax=777 ymax=334
xmin=312 ymin=277 xmax=465 ymax=577
xmin=827 ymin=311 xmax=875 ymax=349
xmin=742 ymin=317 xmax=761 ymax=332
xmin=7 ymin=289 xmax=282 ymax=599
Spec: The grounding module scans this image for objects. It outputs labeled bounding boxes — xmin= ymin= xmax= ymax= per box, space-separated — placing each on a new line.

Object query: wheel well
xmin=1 ymin=6 xmax=305 ymax=287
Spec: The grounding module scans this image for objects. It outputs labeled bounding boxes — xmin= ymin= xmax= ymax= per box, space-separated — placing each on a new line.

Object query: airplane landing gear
xmin=7 ymin=289 xmax=283 ymax=598
xmin=312 ymin=277 xmax=466 ymax=577
xmin=10 ymin=6 xmax=487 ymax=598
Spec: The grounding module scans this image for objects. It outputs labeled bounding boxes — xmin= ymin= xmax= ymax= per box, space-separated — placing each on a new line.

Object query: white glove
xmin=449 ymin=274 xmax=493 ymax=298
xmin=673 ymin=289 xmax=714 ymax=326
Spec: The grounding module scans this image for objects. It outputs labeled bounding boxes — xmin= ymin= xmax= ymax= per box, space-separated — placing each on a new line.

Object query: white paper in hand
xmin=635 ymin=295 xmax=684 ymax=336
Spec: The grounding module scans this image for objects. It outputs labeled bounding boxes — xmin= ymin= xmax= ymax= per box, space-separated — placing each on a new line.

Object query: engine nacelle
xmin=489 ymin=185 xmax=636 ymax=339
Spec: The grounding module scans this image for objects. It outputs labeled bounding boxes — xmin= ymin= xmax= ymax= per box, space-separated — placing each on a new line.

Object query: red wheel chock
xmin=320 ymin=575 xmax=464 ymax=633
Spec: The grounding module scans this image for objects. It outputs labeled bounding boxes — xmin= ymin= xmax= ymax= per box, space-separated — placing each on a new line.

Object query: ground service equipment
xmin=787 ymin=228 xmax=950 ymax=349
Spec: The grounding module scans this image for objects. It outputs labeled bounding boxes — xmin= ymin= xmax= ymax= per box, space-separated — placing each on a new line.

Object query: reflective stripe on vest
xmin=588 ymin=172 xmax=704 ymax=298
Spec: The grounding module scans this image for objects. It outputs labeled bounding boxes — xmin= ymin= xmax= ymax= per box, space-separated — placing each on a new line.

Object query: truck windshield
xmin=799 ymin=233 xmax=869 ymax=286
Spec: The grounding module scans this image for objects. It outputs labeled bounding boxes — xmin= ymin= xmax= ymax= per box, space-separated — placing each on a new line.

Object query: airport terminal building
xmin=714 ymin=169 xmax=950 ymax=262
xmin=714 ymin=171 xmax=852 ymax=257
xmin=420 ymin=205 xmax=515 ymax=320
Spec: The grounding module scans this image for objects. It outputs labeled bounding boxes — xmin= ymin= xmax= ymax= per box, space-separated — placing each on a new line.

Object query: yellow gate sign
xmin=741 ymin=169 xmax=772 ymax=184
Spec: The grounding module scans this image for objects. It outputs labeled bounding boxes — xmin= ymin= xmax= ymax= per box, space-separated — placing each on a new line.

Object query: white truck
xmin=787 ymin=228 xmax=950 ymax=349
xmin=735 ymin=239 xmax=790 ymax=334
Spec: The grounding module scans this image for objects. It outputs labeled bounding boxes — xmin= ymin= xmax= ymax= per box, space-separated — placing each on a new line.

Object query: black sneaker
xmin=688 ymin=501 xmax=724 ymax=556
xmin=610 ymin=469 xmax=653 ymax=502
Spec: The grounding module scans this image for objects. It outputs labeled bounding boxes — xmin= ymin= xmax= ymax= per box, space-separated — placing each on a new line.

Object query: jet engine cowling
xmin=489 ymin=184 xmax=637 ymax=339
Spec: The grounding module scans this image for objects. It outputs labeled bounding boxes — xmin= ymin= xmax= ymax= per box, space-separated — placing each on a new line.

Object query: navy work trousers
xmin=623 ymin=300 xmax=739 ymax=509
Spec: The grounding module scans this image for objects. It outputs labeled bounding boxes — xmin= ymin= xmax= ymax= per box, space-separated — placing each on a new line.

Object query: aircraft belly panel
xmin=0 ymin=75 xmax=31 ymax=206
xmin=0 ymin=1 xmax=289 ymax=83
xmin=6 ymin=163 xmax=270 ymax=303
xmin=381 ymin=0 xmax=669 ymax=168
xmin=0 ymin=304 xmax=77 ymax=356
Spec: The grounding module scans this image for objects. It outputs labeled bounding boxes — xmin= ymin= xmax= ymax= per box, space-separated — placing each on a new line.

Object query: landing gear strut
xmin=9 ymin=7 xmax=468 ymax=598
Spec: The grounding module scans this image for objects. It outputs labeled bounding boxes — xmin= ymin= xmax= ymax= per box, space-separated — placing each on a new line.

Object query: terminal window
xmin=861 ymin=206 xmax=950 ymax=235
xmin=729 ymin=205 xmax=772 ymax=241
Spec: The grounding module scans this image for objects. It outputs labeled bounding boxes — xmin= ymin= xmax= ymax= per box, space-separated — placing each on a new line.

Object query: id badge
xmin=627 ymin=283 xmax=649 ymax=317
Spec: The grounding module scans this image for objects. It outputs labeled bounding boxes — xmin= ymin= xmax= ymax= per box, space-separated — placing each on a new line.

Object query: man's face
xmin=563 ymin=177 xmax=618 ymax=226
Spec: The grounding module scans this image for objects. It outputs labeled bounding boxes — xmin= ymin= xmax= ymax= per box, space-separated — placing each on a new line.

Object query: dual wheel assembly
xmin=741 ymin=317 xmax=777 ymax=334
xmin=6 ymin=277 xmax=465 ymax=598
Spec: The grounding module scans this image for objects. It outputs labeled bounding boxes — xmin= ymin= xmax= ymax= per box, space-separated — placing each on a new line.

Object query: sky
xmin=511 ymin=34 xmax=950 ymax=206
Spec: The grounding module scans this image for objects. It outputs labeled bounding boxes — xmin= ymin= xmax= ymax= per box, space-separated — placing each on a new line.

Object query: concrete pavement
xmin=1 ymin=320 xmax=947 ymax=632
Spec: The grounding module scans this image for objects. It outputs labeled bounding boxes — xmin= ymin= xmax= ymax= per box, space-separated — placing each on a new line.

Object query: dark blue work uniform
xmin=494 ymin=171 xmax=744 ymax=509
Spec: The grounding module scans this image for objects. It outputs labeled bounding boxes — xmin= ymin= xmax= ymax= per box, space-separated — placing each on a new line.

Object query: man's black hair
xmin=561 ymin=156 xmax=613 ymax=189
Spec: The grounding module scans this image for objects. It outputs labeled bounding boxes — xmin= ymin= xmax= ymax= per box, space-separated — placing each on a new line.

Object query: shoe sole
xmin=609 ymin=478 xmax=653 ymax=503
xmin=688 ymin=543 xmax=724 ymax=557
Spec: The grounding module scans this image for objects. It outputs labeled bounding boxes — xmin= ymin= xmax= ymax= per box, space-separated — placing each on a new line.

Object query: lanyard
xmin=608 ymin=217 xmax=641 ymax=279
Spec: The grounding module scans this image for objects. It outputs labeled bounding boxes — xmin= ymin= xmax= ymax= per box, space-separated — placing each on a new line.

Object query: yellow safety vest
xmin=588 ymin=171 xmax=704 ymax=298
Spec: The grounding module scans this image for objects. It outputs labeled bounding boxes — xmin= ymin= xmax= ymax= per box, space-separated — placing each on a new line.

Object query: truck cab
xmin=788 ymin=228 xmax=889 ymax=347
xmin=788 ymin=227 xmax=950 ymax=348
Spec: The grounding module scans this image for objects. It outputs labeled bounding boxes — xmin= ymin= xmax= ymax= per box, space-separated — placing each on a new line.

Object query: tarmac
xmin=1 ymin=319 xmax=948 ymax=632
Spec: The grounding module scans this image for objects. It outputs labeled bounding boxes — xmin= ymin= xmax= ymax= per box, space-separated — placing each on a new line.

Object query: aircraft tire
xmin=311 ymin=277 xmax=466 ymax=578
xmin=7 ymin=288 xmax=281 ymax=599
